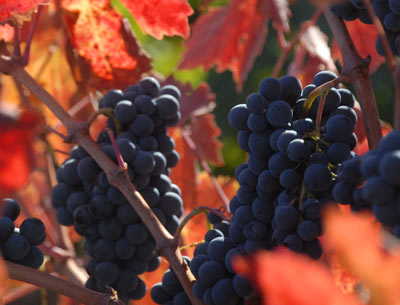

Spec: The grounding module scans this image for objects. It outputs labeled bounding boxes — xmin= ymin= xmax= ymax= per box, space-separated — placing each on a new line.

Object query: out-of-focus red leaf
xmin=0 ymin=110 xmax=43 ymax=194
xmin=328 ymin=253 xmax=360 ymax=295
xmin=323 ymin=208 xmax=400 ymax=305
xmin=0 ymin=24 xmax=14 ymax=41
xmin=289 ymin=25 xmax=338 ymax=85
xmin=181 ymin=172 xmax=238 ymax=257
xmin=120 ymin=0 xmax=193 ymax=39
xmin=62 ymin=0 xmax=151 ymax=90
xmin=268 ymin=0 xmax=291 ymax=33
xmin=163 ymin=77 xmax=216 ymax=124
xmin=188 ymin=114 xmax=224 ymax=166
xmin=0 ymin=0 xmax=49 ymax=24
xmin=169 ymin=128 xmax=197 ymax=209
xmin=331 ymin=19 xmax=385 ymax=73
xmin=234 ymin=248 xmax=362 ymax=305
xmin=179 ymin=0 xmax=270 ymax=90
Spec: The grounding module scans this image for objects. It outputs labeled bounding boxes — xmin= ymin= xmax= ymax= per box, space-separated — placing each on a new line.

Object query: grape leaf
xmin=331 ymin=19 xmax=385 ymax=73
xmin=179 ymin=0 xmax=270 ymax=90
xmin=119 ymin=0 xmax=193 ymax=39
xmin=0 ymin=24 xmax=14 ymax=42
xmin=234 ymin=248 xmax=362 ymax=305
xmin=0 ymin=0 xmax=49 ymax=25
xmin=163 ymin=77 xmax=216 ymax=125
xmin=323 ymin=208 xmax=400 ymax=305
xmin=188 ymin=114 xmax=224 ymax=166
xmin=62 ymin=0 xmax=151 ymax=90
xmin=0 ymin=110 xmax=43 ymax=194
xmin=289 ymin=25 xmax=338 ymax=85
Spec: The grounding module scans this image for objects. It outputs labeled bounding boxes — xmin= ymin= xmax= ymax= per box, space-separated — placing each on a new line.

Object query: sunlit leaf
xmin=0 ymin=0 xmax=49 ymax=25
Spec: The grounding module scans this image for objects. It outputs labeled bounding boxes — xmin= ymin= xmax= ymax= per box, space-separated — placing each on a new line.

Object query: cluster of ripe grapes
xmin=0 ymin=198 xmax=46 ymax=269
xmin=330 ymin=0 xmax=400 ymax=56
xmin=51 ymin=77 xmax=184 ymax=304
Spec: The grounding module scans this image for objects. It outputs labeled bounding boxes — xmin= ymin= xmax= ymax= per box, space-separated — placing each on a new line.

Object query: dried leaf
xmin=323 ymin=208 xmax=400 ymax=305
xmin=188 ymin=114 xmax=224 ymax=166
xmin=234 ymin=248 xmax=362 ymax=305
xmin=331 ymin=19 xmax=385 ymax=73
xmin=0 ymin=0 xmax=49 ymax=25
xmin=120 ymin=0 xmax=193 ymax=39
xmin=62 ymin=0 xmax=151 ymax=90
xmin=179 ymin=0 xmax=270 ymax=90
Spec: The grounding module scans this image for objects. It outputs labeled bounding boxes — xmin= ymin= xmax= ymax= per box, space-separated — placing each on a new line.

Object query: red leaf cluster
xmin=0 ymin=0 xmax=48 ymax=24
xmin=179 ymin=0 xmax=270 ymax=89
xmin=120 ymin=0 xmax=193 ymax=39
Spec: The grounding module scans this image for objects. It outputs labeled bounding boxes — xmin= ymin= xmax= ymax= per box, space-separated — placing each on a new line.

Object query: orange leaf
xmin=169 ymin=127 xmax=197 ymax=209
xmin=189 ymin=114 xmax=224 ymax=166
xmin=179 ymin=0 xmax=270 ymax=90
xmin=331 ymin=19 xmax=385 ymax=73
xmin=234 ymin=248 xmax=362 ymax=305
xmin=0 ymin=0 xmax=49 ymax=24
xmin=323 ymin=208 xmax=400 ymax=305
xmin=120 ymin=0 xmax=193 ymax=39
xmin=62 ymin=0 xmax=151 ymax=90
xmin=0 ymin=110 xmax=43 ymax=194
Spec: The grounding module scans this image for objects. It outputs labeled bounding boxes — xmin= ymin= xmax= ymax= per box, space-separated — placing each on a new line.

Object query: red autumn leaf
xmin=188 ymin=114 xmax=224 ymax=166
xmin=323 ymin=208 xmax=400 ymax=305
xmin=268 ymin=0 xmax=291 ymax=33
xmin=120 ymin=0 xmax=193 ymax=39
xmin=179 ymin=0 xmax=270 ymax=90
xmin=234 ymin=248 xmax=362 ymax=305
xmin=328 ymin=253 xmax=360 ymax=295
xmin=163 ymin=77 xmax=216 ymax=125
xmin=289 ymin=25 xmax=338 ymax=85
xmin=0 ymin=24 xmax=14 ymax=41
xmin=62 ymin=0 xmax=151 ymax=90
xmin=0 ymin=0 xmax=49 ymax=24
xmin=0 ymin=110 xmax=43 ymax=194
xmin=331 ymin=19 xmax=385 ymax=73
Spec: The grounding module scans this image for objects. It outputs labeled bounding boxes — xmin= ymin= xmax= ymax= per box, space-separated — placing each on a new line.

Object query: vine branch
xmin=323 ymin=8 xmax=382 ymax=148
xmin=6 ymin=262 xmax=121 ymax=305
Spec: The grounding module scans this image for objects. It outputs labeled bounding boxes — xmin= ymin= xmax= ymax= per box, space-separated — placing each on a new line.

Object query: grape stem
xmin=0 ymin=57 xmax=202 ymax=305
xmin=107 ymin=129 xmax=127 ymax=171
xmin=6 ymin=262 xmax=123 ymax=305
xmin=323 ymin=8 xmax=382 ymax=148
xmin=172 ymin=206 xmax=229 ymax=249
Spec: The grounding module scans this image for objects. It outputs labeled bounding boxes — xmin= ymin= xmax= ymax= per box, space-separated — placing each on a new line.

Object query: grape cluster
xmin=0 ymin=198 xmax=46 ymax=269
xmin=334 ymin=130 xmax=400 ymax=234
xmin=51 ymin=77 xmax=183 ymax=304
xmin=151 ymin=222 xmax=253 ymax=305
xmin=330 ymin=0 xmax=400 ymax=56
xmin=228 ymin=71 xmax=358 ymax=259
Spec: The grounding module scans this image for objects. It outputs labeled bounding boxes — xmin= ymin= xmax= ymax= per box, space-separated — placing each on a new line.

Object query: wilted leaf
xmin=120 ymin=0 xmax=193 ymax=39
xmin=331 ymin=19 xmax=385 ymax=73
xmin=62 ymin=0 xmax=151 ymax=90
xmin=289 ymin=25 xmax=338 ymax=85
xmin=188 ymin=114 xmax=224 ymax=166
xmin=0 ymin=110 xmax=43 ymax=194
xmin=323 ymin=208 xmax=400 ymax=305
xmin=0 ymin=0 xmax=49 ymax=25
xmin=234 ymin=248 xmax=362 ymax=305
xmin=0 ymin=24 xmax=14 ymax=41
xmin=179 ymin=0 xmax=270 ymax=90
